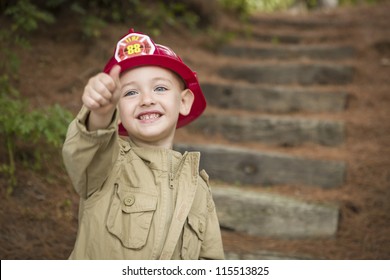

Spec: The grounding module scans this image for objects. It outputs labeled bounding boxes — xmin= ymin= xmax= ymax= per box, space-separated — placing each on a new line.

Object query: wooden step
xmin=219 ymin=63 xmax=355 ymax=85
xmin=174 ymin=143 xmax=345 ymax=188
xmin=221 ymin=45 xmax=355 ymax=60
xmin=250 ymin=16 xmax=350 ymax=30
xmin=250 ymin=32 xmax=345 ymax=45
xmin=225 ymin=250 xmax=315 ymax=260
xmin=251 ymin=33 xmax=302 ymax=44
xmin=213 ymin=185 xmax=339 ymax=238
xmin=189 ymin=114 xmax=344 ymax=147
xmin=201 ymin=82 xmax=348 ymax=113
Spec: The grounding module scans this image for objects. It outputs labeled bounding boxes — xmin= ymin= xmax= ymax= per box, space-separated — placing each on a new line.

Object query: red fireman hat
xmin=103 ymin=28 xmax=206 ymax=135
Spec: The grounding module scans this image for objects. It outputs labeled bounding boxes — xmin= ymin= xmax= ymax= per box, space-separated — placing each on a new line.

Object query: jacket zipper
xmin=169 ymin=152 xmax=174 ymax=189
xmin=168 ymin=151 xmax=188 ymax=189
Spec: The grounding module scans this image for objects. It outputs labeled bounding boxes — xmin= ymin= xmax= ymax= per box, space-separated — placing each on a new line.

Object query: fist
xmin=82 ymin=65 xmax=122 ymax=116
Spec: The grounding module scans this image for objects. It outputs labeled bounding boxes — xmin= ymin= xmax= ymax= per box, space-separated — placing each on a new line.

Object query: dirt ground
xmin=1 ymin=2 xmax=390 ymax=259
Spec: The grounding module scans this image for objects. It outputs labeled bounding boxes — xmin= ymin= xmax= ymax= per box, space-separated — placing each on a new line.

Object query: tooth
xmin=140 ymin=113 xmax=160 ymax=120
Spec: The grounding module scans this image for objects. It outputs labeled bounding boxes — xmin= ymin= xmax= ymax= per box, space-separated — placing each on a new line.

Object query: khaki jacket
xmin=62 ymin=107 xmax=224 ymax=260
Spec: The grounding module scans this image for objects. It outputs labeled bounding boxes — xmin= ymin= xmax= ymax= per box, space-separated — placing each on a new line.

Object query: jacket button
xmin=123 ymin=195 xmax=135 ymax=206
xmin=198 ymin=221 xmax=204 ymax=233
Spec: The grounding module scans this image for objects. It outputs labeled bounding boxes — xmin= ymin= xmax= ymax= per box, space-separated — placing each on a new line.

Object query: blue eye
xmin=155 ymin=86 xmax=168 ymax=93
xmin=124 ymin=90 xmax=138 ymax=97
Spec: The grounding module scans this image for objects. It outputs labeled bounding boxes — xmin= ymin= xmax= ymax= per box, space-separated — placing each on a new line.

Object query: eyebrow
xmin=151 ymin=77 xmax=175 ymax=86
xmin=121 ymin=77 xmax=175 ymax=89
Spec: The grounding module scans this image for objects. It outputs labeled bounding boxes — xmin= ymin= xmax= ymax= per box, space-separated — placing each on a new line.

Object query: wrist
xmin=87 ymin=108 xmax=117 ymax=131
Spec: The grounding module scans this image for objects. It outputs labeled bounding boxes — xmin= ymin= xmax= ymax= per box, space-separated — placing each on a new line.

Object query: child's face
xmin=118 ymin=66 xmax=194 ymax=148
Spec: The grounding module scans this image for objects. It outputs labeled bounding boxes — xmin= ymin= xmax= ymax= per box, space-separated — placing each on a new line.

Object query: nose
xmin=140 ymin=91 xmax=155 ymax=107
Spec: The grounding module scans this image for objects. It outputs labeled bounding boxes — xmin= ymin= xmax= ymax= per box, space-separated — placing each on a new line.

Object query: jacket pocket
xmin=106 ymin=186 xmax=157 ymax=249
xmin=181 ymin=213 xmax=206 ymax=260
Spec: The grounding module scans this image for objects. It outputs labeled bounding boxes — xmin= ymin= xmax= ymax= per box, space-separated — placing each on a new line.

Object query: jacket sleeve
xmin=199 ymin=194 xmax=225 ymax=260
xmin=199 ymin=171 xmax=225 ymax=260
xmin=62 ymin=106 xmax=120 ymax=199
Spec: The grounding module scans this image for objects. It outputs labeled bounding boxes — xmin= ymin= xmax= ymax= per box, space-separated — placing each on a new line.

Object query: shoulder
xmin=199 ymin=169 xmax=210 ymax=189
xmin=197 ymin=169 xmax=216 ymax=213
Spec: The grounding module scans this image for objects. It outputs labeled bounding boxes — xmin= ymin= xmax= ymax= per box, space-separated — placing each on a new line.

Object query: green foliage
xmin=219 ymin=0 xmax=295 ymax=13
xmin=218 ymin=0 xmax=253 ymax=19
xmin=0 ymin=30 xmax=30 ymax=75
xmin=255 ymin=0 xmax=294 ymax=12
xmin=1 ymin=0 xmax=56 ymax=75
xmin=2 ymin=0 xmax=203 ymax=39
xmin=4 ymin=0 xmax=55 ymax=32
xmin=0 ymin=0 xmax=74 ymax=189
xmin=131 ymin=1 xmax=200 ymax=36
xmin=220 ymin=0 xmax=385 ymax=13
xmin=339 ymin=0 xmax=383 ymax=5
xmin=205 ymin=28 xmax=237 ymax=51
xmin=81 ymin=15 xmax=107 ymax=38
xmin=0 ymin=0 xmax=72 ymax=196
xmin=0 ymin=75 xmax=73 ymax=195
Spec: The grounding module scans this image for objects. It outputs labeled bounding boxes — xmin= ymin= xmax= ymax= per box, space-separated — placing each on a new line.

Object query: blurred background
xmin=0 ymin=0 xmax=389 ymax=259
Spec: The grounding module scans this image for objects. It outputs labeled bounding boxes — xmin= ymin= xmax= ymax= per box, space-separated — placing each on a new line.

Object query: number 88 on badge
xmin=115 ymin=33 xmax=156 ymax=62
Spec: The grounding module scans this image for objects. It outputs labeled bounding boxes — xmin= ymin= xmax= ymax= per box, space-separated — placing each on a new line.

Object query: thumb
xmin=109 ymin=65 xmax=122 ymax=103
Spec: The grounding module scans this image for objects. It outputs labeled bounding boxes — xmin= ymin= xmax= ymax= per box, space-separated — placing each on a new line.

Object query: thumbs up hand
xmin=82 ymin=65 xmax=122 ymax=131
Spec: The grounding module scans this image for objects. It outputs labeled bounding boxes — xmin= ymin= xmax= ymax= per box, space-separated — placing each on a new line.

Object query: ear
xmin=179 ymin=89 xmax=195 ymax=116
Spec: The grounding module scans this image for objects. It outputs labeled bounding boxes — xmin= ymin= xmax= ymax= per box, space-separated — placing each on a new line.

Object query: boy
xmin=62 ymin=28 xmax=224 ymax=260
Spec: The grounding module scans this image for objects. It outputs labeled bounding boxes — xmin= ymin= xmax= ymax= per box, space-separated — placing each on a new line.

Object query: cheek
xmin=169 ymin=93 xmax=183 ymax=109
xmin=118 ymin=100 xmax=124 ymax=111
xmin=118 ymin=98 xmax=134 ymax=111
xmin=118 ymin=100 xmax=134 ymax=121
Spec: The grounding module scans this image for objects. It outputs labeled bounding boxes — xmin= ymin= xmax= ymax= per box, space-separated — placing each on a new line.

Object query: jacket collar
xmin=118 ymin=137 xmax=199 ymax=177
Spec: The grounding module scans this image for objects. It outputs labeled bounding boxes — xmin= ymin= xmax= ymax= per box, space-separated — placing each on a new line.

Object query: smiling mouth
xmin=138 ymin=113 xmax=162 ymax=121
